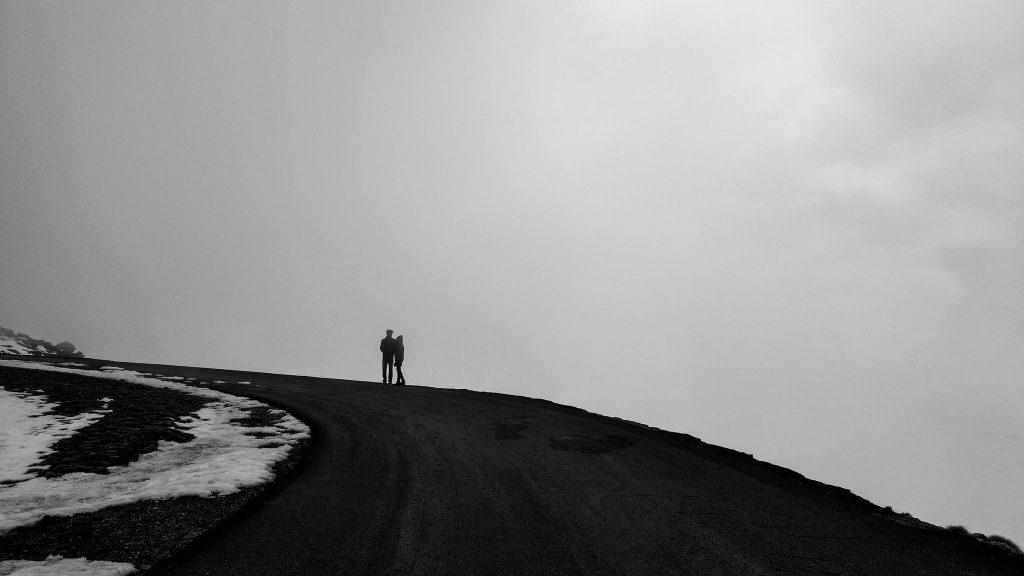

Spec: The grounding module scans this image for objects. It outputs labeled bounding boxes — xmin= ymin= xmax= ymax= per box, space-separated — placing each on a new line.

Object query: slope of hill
xmin=0 ymin=359 xmax=309 ymax=575
xmin=2 ymin=356 xmax=1022 ymax=575
xmin=0 ymin=326 xmax=84 ymax=357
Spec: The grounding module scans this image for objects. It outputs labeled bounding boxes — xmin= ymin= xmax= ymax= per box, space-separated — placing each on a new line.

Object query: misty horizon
xmin=2 ymin=0 xmax=1022 ymax=545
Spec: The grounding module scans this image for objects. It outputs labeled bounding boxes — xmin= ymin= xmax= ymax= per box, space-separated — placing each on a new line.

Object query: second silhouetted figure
xmin=394 ymin=335 xmax=406 ymax=385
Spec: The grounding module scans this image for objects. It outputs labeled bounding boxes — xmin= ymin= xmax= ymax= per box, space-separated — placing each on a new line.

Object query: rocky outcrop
xmin=0 ymin=326 xmax=85 ymax=358
xmin=53 ymin=341 xmax=83 ymax=357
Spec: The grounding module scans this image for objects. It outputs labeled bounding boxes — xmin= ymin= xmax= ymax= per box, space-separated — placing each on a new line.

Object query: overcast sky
xmin=2 ymin=0 xmax=1022 ymax=543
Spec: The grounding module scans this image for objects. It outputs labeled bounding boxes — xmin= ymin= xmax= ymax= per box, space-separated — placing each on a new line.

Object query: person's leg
xmin=396 ymin=364 xmax=404 ymax=385
xmin=381 ymin=357 xmax=388 ymax=384
xmin=387 ymin=359 xmax=394 ymax=384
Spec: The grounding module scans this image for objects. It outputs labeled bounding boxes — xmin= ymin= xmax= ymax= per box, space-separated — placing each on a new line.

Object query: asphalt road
xmin=43 ymin=359 xmax=1024 ymax=576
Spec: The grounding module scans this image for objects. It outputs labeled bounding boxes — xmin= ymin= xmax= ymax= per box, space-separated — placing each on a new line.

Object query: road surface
xmin=39 ymin=359 xmax=1024 ymax=575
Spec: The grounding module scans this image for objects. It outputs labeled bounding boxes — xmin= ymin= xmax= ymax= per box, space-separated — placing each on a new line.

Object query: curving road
xmin=75 ymin=360 xmax=1019 ymax=576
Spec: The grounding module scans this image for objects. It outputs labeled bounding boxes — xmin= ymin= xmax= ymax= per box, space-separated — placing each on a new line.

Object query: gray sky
xmin=2 ymin=0 xmax=1022 ymax=543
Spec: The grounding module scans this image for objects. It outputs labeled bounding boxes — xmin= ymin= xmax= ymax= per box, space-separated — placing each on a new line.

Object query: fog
xmin=2 ymin=1 xmax=1022 ymax=542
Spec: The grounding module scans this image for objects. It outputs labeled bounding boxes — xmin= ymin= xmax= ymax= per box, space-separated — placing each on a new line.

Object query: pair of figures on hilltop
xmin=379 ymin=329 xmax=406 ymax=385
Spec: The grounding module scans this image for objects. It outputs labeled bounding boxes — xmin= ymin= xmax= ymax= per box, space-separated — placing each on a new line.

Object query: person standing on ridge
xmin=394 ymin=334 xmax=406 ymax=385
xmin=380 ymin=329 xmax=396 ymax=384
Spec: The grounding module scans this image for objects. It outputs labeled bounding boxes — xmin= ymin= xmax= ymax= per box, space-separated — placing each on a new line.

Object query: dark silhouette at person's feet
xmin=379 ymin=330 xmax=396 ymax=384
xmin=395 ymin=335 xmax=406 ymax=385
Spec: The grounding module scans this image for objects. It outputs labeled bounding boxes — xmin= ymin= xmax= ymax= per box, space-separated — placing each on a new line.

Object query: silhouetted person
xmin=394 ymin=335 xmax=406 ymax=385
xmin=380 ymin=329 xmax=396 ymax=384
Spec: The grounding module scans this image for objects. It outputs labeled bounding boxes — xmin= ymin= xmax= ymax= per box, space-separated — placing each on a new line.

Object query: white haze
xmin=1 ymin=1 xmax=1022 ymax=542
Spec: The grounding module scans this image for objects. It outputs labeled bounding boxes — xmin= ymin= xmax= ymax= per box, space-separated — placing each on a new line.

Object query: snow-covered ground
xmin=0 ymin=334 xmax=37 ymax=356
xmin=0 ymin=389 xmax=109 ymax=484
xmin=0 ymin=556 xmax=135 ymax=576
xmin=0 ymin=359 xmax=311 ymax=574
xmin=0 ymin=330 xmax=83 ymax=358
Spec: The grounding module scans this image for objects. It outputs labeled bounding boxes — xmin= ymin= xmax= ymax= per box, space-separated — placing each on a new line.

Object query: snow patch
xmin=0 ymin=390 xmax=107 ymax=483
xmin=0 ymin=339 xmax=34 ymax=356
xmin=0 ymin=360 xmax=310 ymax=534
xmin=0 ymin=556 xmax=135 ymax=575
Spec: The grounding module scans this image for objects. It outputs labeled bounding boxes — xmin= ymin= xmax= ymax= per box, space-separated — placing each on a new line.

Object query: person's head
xmin=396 ymin=335 xmax=403 ymax=341
xmin=386 ymin=329 xmax=393 ymax=336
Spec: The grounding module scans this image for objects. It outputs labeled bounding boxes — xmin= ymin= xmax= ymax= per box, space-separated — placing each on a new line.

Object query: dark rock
xmin=54 ymin=341 xmax=84 ymax=358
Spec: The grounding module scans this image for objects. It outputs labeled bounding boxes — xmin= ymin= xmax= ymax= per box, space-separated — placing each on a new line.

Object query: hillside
xmin=0 ymin=326 xmax=84 ymax=358
xmin=2 ymin=355 xmax=1022 ymax=575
